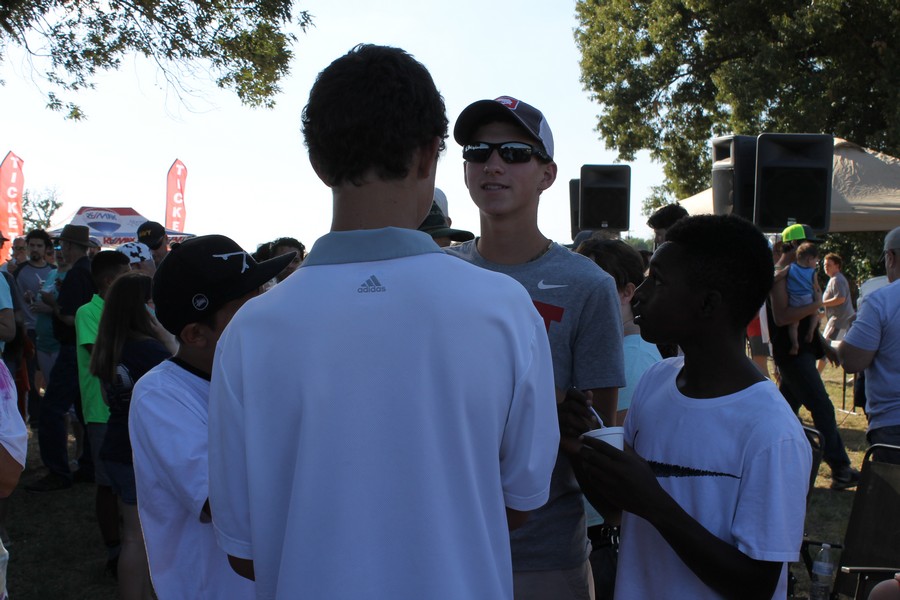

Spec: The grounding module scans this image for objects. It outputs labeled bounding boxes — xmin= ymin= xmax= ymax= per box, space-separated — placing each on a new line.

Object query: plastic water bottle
xmin=0 ymin=537 xmax=8 ymax=599
xmin=810 ymin=543 xmax=835 ymax=600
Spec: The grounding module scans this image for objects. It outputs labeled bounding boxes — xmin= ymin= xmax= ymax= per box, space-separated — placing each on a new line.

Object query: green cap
xmin=781 ymin=224 xmax=823 ymax=244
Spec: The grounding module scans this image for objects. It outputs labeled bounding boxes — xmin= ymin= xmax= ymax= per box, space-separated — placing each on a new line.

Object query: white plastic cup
xmin=582 ymin=426 xmax=624 ymax=450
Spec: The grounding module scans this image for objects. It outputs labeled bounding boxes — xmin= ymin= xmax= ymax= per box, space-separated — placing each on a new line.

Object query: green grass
xmin=2 ymin=364 xmax=867 ymax=599
xmin=6 ymin=428 xmax=118 ymax=600
xmin=792 ymin=364 xmax=869 ymax=599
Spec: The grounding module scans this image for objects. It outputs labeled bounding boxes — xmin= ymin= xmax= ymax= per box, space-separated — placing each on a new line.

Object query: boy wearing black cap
xmin=449 ymin=96 xmax=625 ymax=599
xmin=207 ymin=46 xmax=559 ymax=599
xmin=128 ymin=235 xmax=292 ymax=599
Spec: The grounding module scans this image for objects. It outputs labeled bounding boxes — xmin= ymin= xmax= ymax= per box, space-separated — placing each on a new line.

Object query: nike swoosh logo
xmin=537 ymin=281 xmax=568 ymax=290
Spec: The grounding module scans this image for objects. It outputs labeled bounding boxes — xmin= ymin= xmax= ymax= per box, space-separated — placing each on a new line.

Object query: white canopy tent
xmin=679 ymin=139 xmax=900 ymax=232
xmin=49 ymin=206 xmax=193 ymax=246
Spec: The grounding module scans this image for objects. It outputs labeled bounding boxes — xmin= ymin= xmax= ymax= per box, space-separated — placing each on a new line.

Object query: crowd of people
xmin=0 ymin=43 xmax=896 ymax=600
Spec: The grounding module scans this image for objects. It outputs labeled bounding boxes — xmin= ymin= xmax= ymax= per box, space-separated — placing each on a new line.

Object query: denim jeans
xmin=777 ymin=350 xmax=851 ymax=470
xmin=867 ymin=425 xmax=900 ymax=465
xmin=38 ymin=344 xmax=81 ymax=478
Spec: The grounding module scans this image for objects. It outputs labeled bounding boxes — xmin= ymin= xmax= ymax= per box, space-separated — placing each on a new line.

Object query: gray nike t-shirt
xmin=447 ymin=240 xmax=625 ymax=570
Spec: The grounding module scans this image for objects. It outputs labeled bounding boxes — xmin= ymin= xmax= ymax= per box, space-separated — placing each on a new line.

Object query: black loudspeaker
xmin=579 ymin=165 xmax=630 ymax=232
xmin=754 ymin=134 xmax=833 ymax=233
xmin=569 ymin=179 xmax=581 ymax=241
xmin=711 ymin=135 xmax=757 ymax=221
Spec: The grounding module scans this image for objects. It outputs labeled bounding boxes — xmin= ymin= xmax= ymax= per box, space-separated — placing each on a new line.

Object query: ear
xmin=619 ymin=282 xmax=637 ymax=305
xmin=537 ymin=161 xmax=558 ymax=193
xmin=462 ymin=162 xmax=470 ymax=190
xmin=414 ymin=137 xmax=442 ymax=180
xmin=698 ymin=289 xmax=723 ymax=318
xmin=178 ymin=322 xmax=210 ymax=349
xmin=309 ymin=156 xmax=331 ymax=187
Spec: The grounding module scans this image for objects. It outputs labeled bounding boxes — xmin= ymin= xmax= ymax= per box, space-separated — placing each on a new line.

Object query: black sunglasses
xmin=462 ymin=141 xmax=550 ymax=164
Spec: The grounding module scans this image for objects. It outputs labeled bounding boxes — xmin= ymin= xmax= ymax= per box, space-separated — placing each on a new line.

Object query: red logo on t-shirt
xmin=533 ymin=300 xmax=564 ymax=332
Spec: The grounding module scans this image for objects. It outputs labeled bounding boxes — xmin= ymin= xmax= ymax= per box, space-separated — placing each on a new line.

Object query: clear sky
xmin=0 ymin=0 xmax=662 ymax=252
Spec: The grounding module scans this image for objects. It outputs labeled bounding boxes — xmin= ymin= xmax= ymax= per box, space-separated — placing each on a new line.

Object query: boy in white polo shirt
xmin=129 ymin=235 xmax=294 ymax=599
xmin=207 ymin=45 xmax=560 ymax=600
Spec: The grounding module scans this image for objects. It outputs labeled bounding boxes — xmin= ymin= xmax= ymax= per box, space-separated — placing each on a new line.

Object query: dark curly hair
xmin=647 ymin=203 xmax=688 ymax=230
xmin=271 ymin=237 xmax=305 ymax=259
xmin=301 ymin=44 xmax=449 ymax=187
xmin=25 ymin=229 xmax=53 ymax=246
xmin=664 ymin=215 xmax=774 ymax=329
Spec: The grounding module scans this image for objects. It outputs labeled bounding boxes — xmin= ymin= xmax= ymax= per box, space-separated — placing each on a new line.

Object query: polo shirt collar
xmin=302 ymin=227 xmax=442 ymax=267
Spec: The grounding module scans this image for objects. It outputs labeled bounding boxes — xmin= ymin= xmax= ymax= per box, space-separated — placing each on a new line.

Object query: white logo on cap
xmin=192 ymin=294 xmax=210 ymax=310
xmin=495 ymin=96 xmax=519 ymax=109
xmin=212 ymin=251 xmax=250 ymax=273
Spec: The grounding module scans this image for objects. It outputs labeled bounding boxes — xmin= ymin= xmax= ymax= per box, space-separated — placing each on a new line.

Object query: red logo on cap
xmin=495 ymin=96 xmax=519 ymax=109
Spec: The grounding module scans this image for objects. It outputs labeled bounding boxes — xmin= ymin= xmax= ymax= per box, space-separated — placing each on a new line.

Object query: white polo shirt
xmin=209 ymin=227 xmax=559 ymax=600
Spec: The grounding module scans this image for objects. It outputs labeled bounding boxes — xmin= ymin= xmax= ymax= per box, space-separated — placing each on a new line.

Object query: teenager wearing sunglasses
xmin=448 ymin=97 xmax=625 ymax=600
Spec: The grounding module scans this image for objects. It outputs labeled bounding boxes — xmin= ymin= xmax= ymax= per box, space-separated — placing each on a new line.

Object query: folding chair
xmin=790 ymin=426 xmax=839 ymax=597
xmin=832 ymin=444 xmax=900 ymax=599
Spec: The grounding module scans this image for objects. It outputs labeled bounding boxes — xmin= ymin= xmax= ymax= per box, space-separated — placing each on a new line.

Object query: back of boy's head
xmin=301 ymin=44 xmax=449 ymax=187
xmin=796 ymin=242 xmax=819 ymax=261
xmin=664 ymin=215 xmax=773 ymax=329
xmin=576 ymin=238 xmax=645 ymax=291
xmin=647 ymin=203 xmax=688 ymax=230
xmin=91 ymin=250 xmax=130 ymax=289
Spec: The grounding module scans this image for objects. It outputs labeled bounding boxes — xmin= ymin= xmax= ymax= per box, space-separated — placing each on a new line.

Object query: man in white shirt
xmin=207 ymin=44 xmax=559 ymax=600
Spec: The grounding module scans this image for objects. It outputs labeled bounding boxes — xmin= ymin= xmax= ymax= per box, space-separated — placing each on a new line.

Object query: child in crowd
xmin=89 ymin=272 xmax=175 ymax=598
xmin=575 ymin=214 xmax=811 ymax=599
xmin=129 ymin=235 xmax=293 ymax=599
xmin=785 ymin=242 xmax=821 ymax=354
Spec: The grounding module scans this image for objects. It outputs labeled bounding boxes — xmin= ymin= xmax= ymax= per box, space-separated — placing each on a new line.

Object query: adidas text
xmin=358 ymin=275 xmax=386 ymax=293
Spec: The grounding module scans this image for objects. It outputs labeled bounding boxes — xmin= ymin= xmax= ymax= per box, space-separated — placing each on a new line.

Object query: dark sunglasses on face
xmin=462 ymin=141 xmax=550 ymax=164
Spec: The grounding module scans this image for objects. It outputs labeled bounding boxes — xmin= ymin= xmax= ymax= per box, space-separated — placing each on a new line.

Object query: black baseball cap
xmin=152 ymin=235 xmax=295 ymax=336
xmin=137 ymin=220 xmax=167 ymax=250
xmin=418 ymin=202 xmax=474 ymax=242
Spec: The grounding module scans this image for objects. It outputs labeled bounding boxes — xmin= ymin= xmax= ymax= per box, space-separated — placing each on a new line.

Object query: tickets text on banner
xmin=0 ymin=152 xmax=25 ymax=258
xmin=166 ymin=159 xmax=188 ymax=232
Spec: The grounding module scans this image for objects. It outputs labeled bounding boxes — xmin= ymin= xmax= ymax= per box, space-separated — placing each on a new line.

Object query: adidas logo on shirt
xmin=358 ymin=275 xmax=386 ymax=293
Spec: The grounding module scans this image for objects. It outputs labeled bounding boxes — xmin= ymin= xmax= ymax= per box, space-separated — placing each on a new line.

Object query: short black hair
xmin=271 ymin=237 xmax=305 ymax=259
xmin=25 ymin=229 xmax=52 ymax=246
xmin=576 ymin=238 xmax=645 ymax=291
xmin=91 ymin=250 xmax=130 ymax=289
xmin=252 ymin=242 xmax=272 ymax=263
xmin=647 ymin=203 xmax=688 ymax=230
xmin=665 ymin=215 xmax=773 ymax=330
xmin=301 ymin=44 xmax=449 ymax=186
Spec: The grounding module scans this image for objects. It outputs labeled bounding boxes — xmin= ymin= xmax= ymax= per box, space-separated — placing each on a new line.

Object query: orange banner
xmin=165 ymin=159 xmax=188 ymax=232
xmin=0 ymin=152 xmax=25 ymax=259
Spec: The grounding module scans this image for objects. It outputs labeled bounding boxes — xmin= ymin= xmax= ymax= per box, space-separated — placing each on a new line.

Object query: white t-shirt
xmin=616 ymin=358 xmax=811 ymax=600
xmin=209 ymin=228 xmax=559 ymax=600
xmin=130 ymin=359 xmax=255 ymax=599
